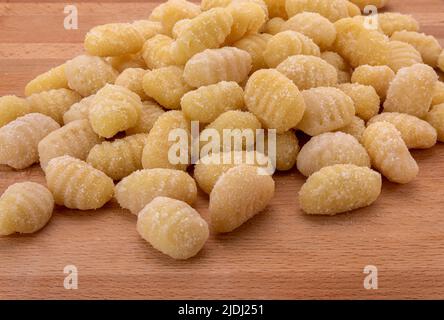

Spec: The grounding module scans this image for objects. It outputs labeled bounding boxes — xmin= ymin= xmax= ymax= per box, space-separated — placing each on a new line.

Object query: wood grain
xmin=1 ymin=0 xmax=444 ymax=299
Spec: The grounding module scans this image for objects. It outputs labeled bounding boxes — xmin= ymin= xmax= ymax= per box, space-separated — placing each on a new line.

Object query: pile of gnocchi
xmin=1 ymin=0 xmax=444 ymax=260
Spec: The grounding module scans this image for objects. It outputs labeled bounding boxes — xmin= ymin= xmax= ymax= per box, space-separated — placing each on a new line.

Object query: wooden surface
xmin=1 ymin=0 xmax=444 ymax=300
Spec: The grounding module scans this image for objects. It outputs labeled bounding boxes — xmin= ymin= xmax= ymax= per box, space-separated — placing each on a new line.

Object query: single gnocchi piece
xmin=233 ymin=33 xmax=272 ymax=72
xmin=367 ymin=112 xmax=437 ymax=149
xmin=170 ymin=8 xmax=234 ymax=65
xmin=25 ymin=64 xmax=68 ymax=96
xmin=351 ymin=65 xmax=395 ymax=100
xmin=65 ymin=55 xmax=118 ymax=97
xmin=335 ymin=116 xmax=366 ymax=142
xmin=27 ymin=88 xmax=81 ymax=125
xmin=45 ymin=156 xmax=114 ymax=210
xmin=200 ymin=0 xmax=231 ymax=11
xmin=391 ymin=31 xmax=443 ymax=67
xmin=137 ymin=197 xmax=209 ymax=260
xmin=183 ymin=47 xmax=252 ymax=87
xmin=286 ymin=0 xmax=350 ymax=22
xmin=297 ymin=132 xmax=370 ymax=177
xmin=143 ymin=66 xmax=192 ymax=109
xmin=432 ymin=81 xmax=444 ymax=106
xmin=333 ymin=17 xmax=390 ymax=68
xmin=194 ymin=150 xmax=270 ymax=194
xmin=0 ymin=182 xmax=54 ymax=235
xmin=297 ymin=87 xmax=355 ymax=136
xmin=263 ymin=31 xmax=320 ymax=68
xmin=84 ymin=23 xmax=145 ymax=57
xmin=141 ymin=111 xmax=191 ymax=171
xmin=181 ymin=81 xmax=244 ymax=124
xmin=280 ymin=12 xmax=337 ymax=50
xmin=142 ymin=34 xmax=176 ymax=69
xmin=201 ymin=110 xmax=262 ymax=151
xmin=425 ymin=103 xmax=444 ymax=142
xmin=299 ymin=164 xmax=382 ymax=215
xmin=362 ymin=122 xmax=419 ymax=184
xmin=224 ymin=1 xmax=266 ymax=44
xmin=244 ymin=69 xmax=306 ymax=133
xmin=337 ymin=83 xmax=380 ymax=121
xmin=276 ymin=55 xmax=338 ymax=90
xmin=115 ymin=168 xmax=197 ymax=214
xmin=265 ymin=130 xmax=299 ymax=171
xmin=171 ymin=18 xmax=191 ymax=38
xmin=63 ymin=95 xmax=96 ymax=124
xmin=209 ymin=165 xmax=275 ymax=233
xmin=386 ymin=40 xmax=423 ymax=72
xmin=0 ymin=95 xmax=32 ymax=128
xmin=263 ymin=17 xmax=285 ymax=34
xmin=383 ymin=64 xmax=438 ymax=118
xmin=156 ymin=0 xmax=201 ymax=36
xmin=87 ymin=134 xmax=149 ymax=180
xmin=89 ymin=84 xmax=142 ymax=138
xmin=126 ymin=100 xmax=165 ymax=135
xmin=0 ymin=113 xmax=59 ymax=169
xmin=378 ymin=13 xmax=419 ymax=37
xmin=38 ymin=119 xmax=102 ymax=170
xmin=115 ymin=68 xmax=149 ymax=100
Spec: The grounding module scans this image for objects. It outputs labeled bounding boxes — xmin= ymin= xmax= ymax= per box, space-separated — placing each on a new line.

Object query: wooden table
xmin=1 ymin=0 xmax=444 ymax=299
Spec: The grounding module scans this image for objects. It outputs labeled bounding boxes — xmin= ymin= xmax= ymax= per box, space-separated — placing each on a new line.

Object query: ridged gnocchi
xmin=233 ymin=33 xmax=272 ymax=72
xmin=115 ymin=168 xmax=197 ymax=214
xmin=299 ymin=164 xmax=382 ymax=215
xmin=0 ymin=182 xmax=54 ymax=235
xmin=297 ymin=87 xmax=355 ymax=136
xmin=297 ymin=132 xmax=370 ymax=177
xmin=38 ymin=119 xmax=102 ymax=170
xmin=351 ymin=65 xmax=395 ymax=100
xmin=337 ymin=83 xmax=380 ymax=121
xmin=183 ymin=47 xmax=252 ymax=87
xmin=0 ymin=95 xmax=32 ymax=128
xmin=45 ymin=156 xmax=115 ymax=210
xmin=244 ymin=69 xmax=306 ymax=133
xmin=115 ymin=68 xmax=149 ymax=100
xmin=0 ymin=113 xmax=59 ymax=169
xmin=137 ymin=197 xmax=209 ymax=260
xmin=86 ymin=134 xmax=149 ymax=180
xmin=276 ymin=55 xmax=338 ymax=90
xmin=89 ymin=84 xmax=142 ymax=138
xmin=126 ymin=100 xmax=165 ymax=135
xmin=286 ymin=0 xmax=350 ymax=22
xmin=362 ymin=122 xmax=419 ymax=184
xmin=25 ymin=64 xmax=68 ymax=96
xmin=181 ymin=81 xmax=244 ymax=123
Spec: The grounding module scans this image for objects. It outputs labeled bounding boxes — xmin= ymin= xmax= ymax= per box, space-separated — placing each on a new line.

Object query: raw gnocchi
xmin=0 ymin=182 xmax=54 ymax=235
xmin=87 ymin=134 xmax=149 ymax=180
xmin=362 ymin=122 xmax=419 ymax=184
xmin=337 ymin=83 xmax=380 ymax=121
xmin=137 ymin=197 xmax=209 ymax=260
xmin=286 ymin=0 xmax=350 ymax=22
xmin=383 ymin=64 xmax=438 ymax=118
xmin=65 ymin=55 xmax=118 ymax=97
xmin=367 ymin=112 xmax=437 ymax=149
xmin=27 ymin=88 xmax=81 ymax=125
xmin=183 ymin=47 xmax=252 ymax=87
xmin=351 ymin=65 xmax=395 ymax=100
xmin=425 ymin=103 xmax=444 ymax=142
xmin=0 ymin=113 xmax=59 ymax=169
xmin=181 ymin=81 xmax=244 ymax=124
xmin=89 ymin=84 xmax=142 ymax=138
xmin=38 ymin=119 xmax=102 ymax=170
xmin=299 ymin=164 xmax=382 ymax=215
xmin=62 ymin=94 xmax=96 ymax=124
xmin=25 ymin=64 xmax=68 ymax=97
xmin=115 ymin=68 xmax=149 ymax=100
xmin=45 ymin=155 xmax=115 ymax=210
xmin=276 ymin=55 xmax=338 ymax=90
xmin=297 ymin=87 xmax=355 ymax=136
xmin=115 ymin=168 xmax=197 ymax=214
xmin=244 ymin=69 xmax=306 ymax=133
xmin=209 ymin=165 xmax=275 ymax=233
xmin=233 ymin=33 xmax=272 ymax=72
xmin=297 ymin=132 xmax=370 ymax=177
xmin=0 ymin=95 xmax=32 ymax=128
xmin=126 ymin=100 xmax=165 ymax=135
